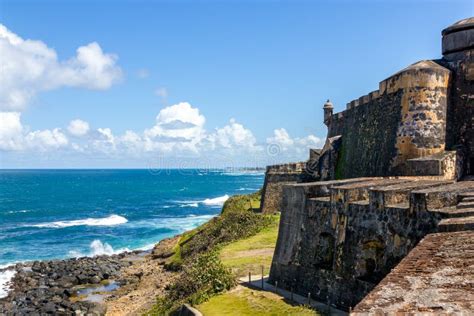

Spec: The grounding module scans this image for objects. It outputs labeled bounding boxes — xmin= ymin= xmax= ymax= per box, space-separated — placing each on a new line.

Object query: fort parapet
xmin=260 ymin=162 xmax=308 ymax=214
xmin=263 ymin=18 xmax=474 ymax=313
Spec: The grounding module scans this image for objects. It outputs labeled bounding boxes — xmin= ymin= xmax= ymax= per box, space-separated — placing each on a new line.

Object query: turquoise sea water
xmin=0 ymin=169 xmax=264 ymax=267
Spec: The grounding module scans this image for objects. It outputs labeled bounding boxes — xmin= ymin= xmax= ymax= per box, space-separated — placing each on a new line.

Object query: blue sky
xmin=0 ymin=0 xmax=472 ymax=168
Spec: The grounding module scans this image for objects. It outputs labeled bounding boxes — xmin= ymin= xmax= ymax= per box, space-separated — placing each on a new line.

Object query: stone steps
xmin=369 ymin=180 xmax=452 ymax=210
xmin=294 ymin=178 xmax=375 ymax=199
xmin=410 ymin=181 xmax=474 ymax=211
xmin=458 ymin=192 xmax=474 ymax=201
xmin=330 ymin=179 xmax=411 ymax=204
xmin=430 ymin=206 xmax=474 ymax=218
xmin=457 ymin=201 xmax=474 ymax=209
xmin=438 ymin=216 xmax=474 ymax=232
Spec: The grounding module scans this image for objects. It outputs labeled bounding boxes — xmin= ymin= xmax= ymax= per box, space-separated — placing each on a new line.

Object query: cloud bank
xmin=0 ymin=102 xmax=322 ymax=167
xmin=0 ymin=24 xmax=122 ymax=111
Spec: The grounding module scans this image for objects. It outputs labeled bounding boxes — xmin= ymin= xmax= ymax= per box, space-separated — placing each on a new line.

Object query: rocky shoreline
xmin=0 ymin=250 xmax=148 ymax=315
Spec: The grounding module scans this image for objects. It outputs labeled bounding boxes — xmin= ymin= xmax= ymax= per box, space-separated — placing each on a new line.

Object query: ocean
xmin=0 ymin=169 xmax=264 ymax=268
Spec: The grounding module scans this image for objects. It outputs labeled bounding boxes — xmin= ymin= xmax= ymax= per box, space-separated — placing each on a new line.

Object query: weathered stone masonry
xmin=265 ymin=18 xmax=474 ymax=313
xmin=260 ymin=162 xmax=308 ymax=214
xmin=270 ymin=178 xmax=473 ymax=310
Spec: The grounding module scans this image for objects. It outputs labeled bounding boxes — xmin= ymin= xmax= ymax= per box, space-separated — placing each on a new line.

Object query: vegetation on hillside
xmin=148 ymin=190 xmax=277 ymax=315
xmin=219 ymin=214 xmax=280 ymax=277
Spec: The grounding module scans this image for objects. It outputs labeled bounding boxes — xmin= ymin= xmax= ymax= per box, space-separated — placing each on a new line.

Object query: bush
xmin=149 ymin=251 xmax=236 ymax=315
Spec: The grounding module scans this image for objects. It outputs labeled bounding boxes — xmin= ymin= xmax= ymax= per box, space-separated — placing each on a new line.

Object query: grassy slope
xmin=199 ymin=213 xmax=318 ymax=316
xmin=198 ymin=287 xmax=318 ymax=316
xmin=148 ymin=191 xmax=318 ymax=315
xmin=219 ymin=214 xmax=279 ymax=277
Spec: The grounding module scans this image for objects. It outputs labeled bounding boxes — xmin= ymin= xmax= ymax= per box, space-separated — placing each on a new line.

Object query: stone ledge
xmin=438 ymin=216 xmax=474 ymax=232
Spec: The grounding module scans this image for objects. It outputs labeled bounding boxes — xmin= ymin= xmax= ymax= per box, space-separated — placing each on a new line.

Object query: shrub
xmin=149 ymin=251 xmax=236 ymax=315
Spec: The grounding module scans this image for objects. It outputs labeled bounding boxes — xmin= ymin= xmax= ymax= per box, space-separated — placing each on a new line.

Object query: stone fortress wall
xmin=326 ymin=61 xmax=452 ymax=179
xmin=260 ymin=162 xmax=308 ymax=214
xmin=262 ymin=18 xmax=474 ymax=313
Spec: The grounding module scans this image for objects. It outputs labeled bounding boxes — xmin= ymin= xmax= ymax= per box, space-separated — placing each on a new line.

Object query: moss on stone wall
xmin=337 ymin=93 xmax=402 ymax=178
xmin=335 ymin=142 xmax=346 ymax=180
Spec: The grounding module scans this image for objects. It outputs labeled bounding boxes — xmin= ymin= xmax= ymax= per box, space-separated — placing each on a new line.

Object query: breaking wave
xmin=180 ymin=203 xmax=199 ymax=208
xmin=202 ymin=195 xmax=229 ymax=206
xmin=0 ymin=269 xmax=16 ymax=299
xmin=174 ymin=194 xmax=229 ymax=208
xmin=30 ymin=215 xmax=128 ymax=228
xmin=68 ymin=240 xmax=130 ymax=258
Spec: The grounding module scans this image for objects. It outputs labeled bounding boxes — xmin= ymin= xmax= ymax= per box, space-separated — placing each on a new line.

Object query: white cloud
xmin=267 ymin=128 xmax=322 ymax=154
xmin=92 ymin=127 xmax=116 ymax=153
xmin=145 ymin=102 xmax=206 ymax=146
xmin=0 ymin=24 xmax=122 ymax=111
xmin=0 ymin=112 xmax=68 ymax=151
xmin=266 ymin=128 xmax=294 ymax=150
xmin=25 ymin=128 xmax=68 ymax=150
xmin=208 ymin=118 xmax=259 ymax=151
xmin=0 ymin=103 xmax=323 ymax=167
xmin=68 ymin=119 xmax=90 ymax=136
xmin=0 ymin=112 xmax=24 ymax=150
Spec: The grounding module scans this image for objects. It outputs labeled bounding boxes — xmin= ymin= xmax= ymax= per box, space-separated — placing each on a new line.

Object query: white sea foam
xmin=137 ymin=243 xmax=156 ymax=251
xmin=129 ymin=214 xmax=215 ymax=232
xmin=161 ymin=214 xmax=215 ymax=231
xmin=0 ymin=263 xmax=16 ymax=270
xmin=237 ymin=187 xmax=260 ymax=191
xmin=180 ymin=203 xmax=199 ymax=208
xmin=68 ymin=240 xmax=130 ymax=258
xmin=90 ymin=240 xmax=130 ymax=256
xmin=30 ymin=215 xmax=128 ymax=228
xmin=67 ymin=214 xmax=214 ymax=257
xmin=202 ymin=195 xmax=229 ymax=206
xmin=0 ymin=269 xmax=16 ymax=299
xmin=6 ymin=209 xmax=30 ymax=214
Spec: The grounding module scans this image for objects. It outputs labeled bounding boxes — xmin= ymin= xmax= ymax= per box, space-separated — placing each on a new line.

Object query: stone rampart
xmin=260 ymin=162 xmax=308 ymax=214
xmin=269 ymin=178 xmax=473 ymax=310
xmin=325 ymin=61 xmax=451 ymax=179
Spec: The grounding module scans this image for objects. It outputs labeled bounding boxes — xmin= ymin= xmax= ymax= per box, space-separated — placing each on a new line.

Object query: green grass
xmin=197 ymin=287 xmax=319 ymax=316
xmin=165 ymin=229 xmax=198 ymax=270
xmin=219 ymin=214 xmax=280 ymax=277
xmin=148 ymin=191 xmax=281 ymax=315
xmin=163 ymin=191 xmax=265 ymax=271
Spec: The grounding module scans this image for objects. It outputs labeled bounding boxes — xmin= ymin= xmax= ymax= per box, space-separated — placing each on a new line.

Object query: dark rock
xmin=89 ymin=275 xmax=101 ymax=284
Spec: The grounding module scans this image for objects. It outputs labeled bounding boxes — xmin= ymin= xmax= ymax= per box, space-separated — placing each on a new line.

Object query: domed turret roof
xmin=442 ymin=17 xmax=474 ymax=36
xmin=323 ymin=99 xmax=334 ymax=109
